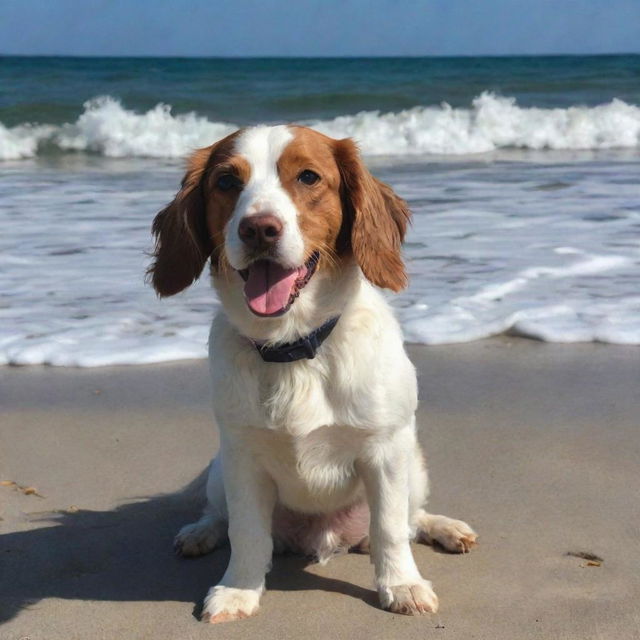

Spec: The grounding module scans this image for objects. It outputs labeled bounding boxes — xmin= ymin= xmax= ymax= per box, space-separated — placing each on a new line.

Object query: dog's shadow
xmin=0 ymin=474 xmax=377 ymax=624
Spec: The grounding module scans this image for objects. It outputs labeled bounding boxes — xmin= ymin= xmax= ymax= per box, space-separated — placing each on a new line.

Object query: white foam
xmin=314 ymin=93 xmax=640 ymax=154
xmin=55 ymin=97 xmax=236 ymax=158
xmin=1 ymin=93 xmax=640 ymax=161
xmin=0 ymin=122 xmax=56 ymax=160
xmin=394 ymin=161 xmax=640 ymax=346
xmin=0 ymin=97 xmax=236 ymax=160
xmin=1 ymin=125 xmax=639 ymax=366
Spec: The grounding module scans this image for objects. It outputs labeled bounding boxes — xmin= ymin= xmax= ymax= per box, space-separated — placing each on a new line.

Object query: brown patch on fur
xmin=149 ymin=131 xmax=243 ymax=296
xmin=457 ymin=534 xmax=478 ymax=553
xmin=278 ymin=127 xmax=344 ymax=274
xmin=150 ymin=125 xmax=411 ymax=296
xmin=205 ymin=151 xmax=251 ymax=275
xmin=333 ymin=138 xmax=411 ymax=291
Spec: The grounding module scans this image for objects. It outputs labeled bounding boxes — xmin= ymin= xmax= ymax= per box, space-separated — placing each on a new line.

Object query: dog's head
xmin=150 ymin=125 xmax=410 ymax=333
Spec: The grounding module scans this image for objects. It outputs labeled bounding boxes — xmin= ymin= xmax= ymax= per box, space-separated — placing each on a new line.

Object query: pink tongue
xmin=244 ymin=260 xmax=303 ymax=316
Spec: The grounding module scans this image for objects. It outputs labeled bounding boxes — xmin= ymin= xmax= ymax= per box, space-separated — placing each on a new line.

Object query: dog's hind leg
xmin=174 ymin=455 xmax=229 ymax=557
xmin=408 ymin=445 xmax=477 ymax=554
xmin=414 ymin=511 xmax=477 ymax=553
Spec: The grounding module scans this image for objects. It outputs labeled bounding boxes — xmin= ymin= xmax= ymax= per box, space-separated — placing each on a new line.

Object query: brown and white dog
xmin=150 ymin=125 xmax=477 ymax=623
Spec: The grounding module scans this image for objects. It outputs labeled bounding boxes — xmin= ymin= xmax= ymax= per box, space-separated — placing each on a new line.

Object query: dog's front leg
xmin=359 ymin=426 xmax=439 ymax=615
xmin=202 ymin=436 xmax=276 ymax=624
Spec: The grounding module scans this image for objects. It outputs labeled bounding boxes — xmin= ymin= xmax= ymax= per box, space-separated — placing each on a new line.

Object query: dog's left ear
xmin=334 ymin=138 xmax=411 ymax=292
xmin=149 ymin=146 xmax=214 ymax=297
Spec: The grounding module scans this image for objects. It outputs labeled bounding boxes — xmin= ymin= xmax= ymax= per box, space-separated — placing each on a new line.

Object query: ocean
xmin=1 ymin=55 xmax=639 ymax=365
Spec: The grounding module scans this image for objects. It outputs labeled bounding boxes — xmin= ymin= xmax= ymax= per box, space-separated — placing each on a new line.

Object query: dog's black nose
xmin=238 ymin=214 xmax=283 ymax=249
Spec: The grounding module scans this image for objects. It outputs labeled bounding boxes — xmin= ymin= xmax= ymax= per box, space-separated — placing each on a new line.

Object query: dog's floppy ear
xmin=334 ymin=138 xmax=411 ymax=292
xmin=149 ymin=146 xmax=214 ymax=297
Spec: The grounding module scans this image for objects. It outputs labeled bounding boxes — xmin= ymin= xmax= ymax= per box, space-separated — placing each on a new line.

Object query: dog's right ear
xmin=148 ymin=146 xmax=214 ymax=297
xmin=334 ymin=138 xmax=411 ymax=292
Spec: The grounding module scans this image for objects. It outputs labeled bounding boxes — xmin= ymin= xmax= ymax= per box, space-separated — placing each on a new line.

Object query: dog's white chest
xmin=257 ymin=362 xmax=336 ymax=432
xmin=246 ymin=424 xmax=366 ymax=512
xmin=212 ymin=344 xmax=342 ymax=434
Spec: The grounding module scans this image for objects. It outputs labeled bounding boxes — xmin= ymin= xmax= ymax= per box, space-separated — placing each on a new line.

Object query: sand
xmin=1 ymin=338 xmax=639 ymax=639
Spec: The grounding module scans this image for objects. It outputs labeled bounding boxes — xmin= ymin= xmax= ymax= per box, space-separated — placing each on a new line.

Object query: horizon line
xmin=1 ymin=52 xmax=639 ymax=60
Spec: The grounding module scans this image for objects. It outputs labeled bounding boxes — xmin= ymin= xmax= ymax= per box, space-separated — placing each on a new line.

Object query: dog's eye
xmin=298 ymin=170 xmax=320 ymax=186
xmin=216 ymin=174 xmax=242 ymax=191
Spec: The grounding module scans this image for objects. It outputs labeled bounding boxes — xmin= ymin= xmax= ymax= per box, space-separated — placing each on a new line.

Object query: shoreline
xmin=2 ymin=333 xmax=638 ymax=371
xmin=1 ymin=338 xmax=639 ymax=639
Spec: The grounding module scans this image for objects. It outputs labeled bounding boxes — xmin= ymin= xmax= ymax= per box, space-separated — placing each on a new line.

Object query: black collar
xmin=252 ymin=316 xmax=340 ymax=363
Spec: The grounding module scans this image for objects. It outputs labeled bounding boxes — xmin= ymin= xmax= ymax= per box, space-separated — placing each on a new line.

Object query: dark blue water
xmin=2 ymin=54 xmax=639 ymax=126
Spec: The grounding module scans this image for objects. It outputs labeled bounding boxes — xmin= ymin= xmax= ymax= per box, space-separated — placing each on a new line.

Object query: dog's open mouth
xmin=238 ymin=252 xmax=320 ymax=317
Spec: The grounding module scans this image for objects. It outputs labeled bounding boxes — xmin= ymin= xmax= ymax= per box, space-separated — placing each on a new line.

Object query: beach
xmin=1 ymin=53 xmax=639 ymax=639
xmin=2 ymin=338 xmax=639 ymax=640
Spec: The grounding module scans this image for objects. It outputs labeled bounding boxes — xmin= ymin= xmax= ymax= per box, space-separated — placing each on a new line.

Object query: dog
xmin=149 ymin=125 xmax=477 ymax=623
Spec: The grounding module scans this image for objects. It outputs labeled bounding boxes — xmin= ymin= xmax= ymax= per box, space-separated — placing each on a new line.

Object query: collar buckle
xmin=301 ymin=335 xmax=318 ymax=359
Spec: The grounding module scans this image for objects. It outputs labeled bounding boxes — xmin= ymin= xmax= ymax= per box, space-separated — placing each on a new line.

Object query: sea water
xmin=1 ymin=56 xmax=639 ymax=365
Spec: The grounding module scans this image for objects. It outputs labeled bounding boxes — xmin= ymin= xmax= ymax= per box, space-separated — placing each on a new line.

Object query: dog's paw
xmin=417 ymin=513 xmax=478 ymax=554
xmin=379 ymin=579 xmax=439 ymax=615
xmin=174 ymin=517 xmax=224 ymax=557
xmin=201 ymin=585 xmax=261 ymax=623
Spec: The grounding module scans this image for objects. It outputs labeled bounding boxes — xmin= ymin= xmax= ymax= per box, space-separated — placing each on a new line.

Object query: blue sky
xmin=2 ymin=0 xmax=639 ymax=57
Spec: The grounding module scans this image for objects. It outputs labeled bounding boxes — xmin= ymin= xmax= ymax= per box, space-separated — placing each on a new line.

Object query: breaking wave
xmin=2 ymin=92 xmax=640 ymax=161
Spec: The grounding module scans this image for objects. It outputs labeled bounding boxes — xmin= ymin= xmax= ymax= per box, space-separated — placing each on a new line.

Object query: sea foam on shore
xmin=1 ymin=147 xmax=638 ymax=366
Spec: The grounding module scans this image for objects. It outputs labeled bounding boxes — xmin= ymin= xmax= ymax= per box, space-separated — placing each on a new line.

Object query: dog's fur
xmin=150 ymin=125 xmax=476 ymax=623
